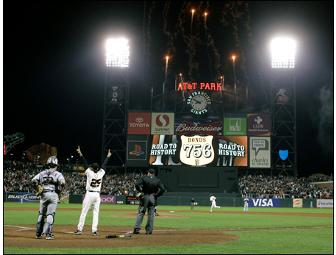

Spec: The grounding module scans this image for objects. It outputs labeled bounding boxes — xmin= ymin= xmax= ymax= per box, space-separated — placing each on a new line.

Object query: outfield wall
xmin=158 ymin=166 xmax=239 ymax=193
xmin=4 ymin=192 xmax=332 ymax=208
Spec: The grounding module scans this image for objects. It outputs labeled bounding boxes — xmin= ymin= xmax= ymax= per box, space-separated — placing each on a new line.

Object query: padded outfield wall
xmin=157 ymin=166 xmax=239 ymax=193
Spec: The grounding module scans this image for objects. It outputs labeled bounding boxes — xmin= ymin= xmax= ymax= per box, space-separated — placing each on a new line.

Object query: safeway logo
xmin=156 ymin=114 xmax=169 ymax=127
xmin=151 ymin=112 xmax=174 ymax=135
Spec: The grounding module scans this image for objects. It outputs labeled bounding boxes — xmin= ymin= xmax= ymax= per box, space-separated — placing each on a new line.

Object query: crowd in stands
xmin=3 ymin=160 xmax=333 ymax=199
xmin=3 ymin=160 xmax=144 ymax=197
xmin=239 ymin=174 xmax=333 ymax=199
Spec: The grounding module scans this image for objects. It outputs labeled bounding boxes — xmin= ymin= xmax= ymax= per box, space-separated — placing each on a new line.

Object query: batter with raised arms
xmin=74 ymin=145 xmax=112 ymax=236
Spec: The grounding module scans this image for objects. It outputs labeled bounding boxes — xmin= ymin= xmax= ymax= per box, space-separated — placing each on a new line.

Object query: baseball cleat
xmin=133 ymin=228 xmax=140 ymax=234
xmin=92 ymin=231 xmax=98 ymax=236
xmin=46 ymin=234 xmax=55 ymax=240
xmin=74 ymin=230 xmax=82 ymax=235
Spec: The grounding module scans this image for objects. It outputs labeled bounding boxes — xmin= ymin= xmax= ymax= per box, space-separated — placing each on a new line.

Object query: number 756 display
xmin=180 ymin=135 xmax=215 ymax=166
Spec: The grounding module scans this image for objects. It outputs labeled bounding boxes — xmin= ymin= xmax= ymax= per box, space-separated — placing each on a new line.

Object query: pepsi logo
xmin=156 ymin=114 xmax=169 ymax=127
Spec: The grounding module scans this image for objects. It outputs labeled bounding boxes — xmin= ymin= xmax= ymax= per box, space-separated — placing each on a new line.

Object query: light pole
xmin=190 ymin=9 xmax=195 ymax=34
xmin=270 ymin=36 xmax=297 ymax=177
xmin=231 ymin=55 xmax=237 ymax=110
xmin=103 ymin=37 xmax=130 ymax=170
xmin=162 ymin=55 xmax=170 ymax=110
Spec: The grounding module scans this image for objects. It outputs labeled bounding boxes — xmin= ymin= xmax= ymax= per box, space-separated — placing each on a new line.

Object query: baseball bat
xmin=105 ymin=233 xmax=132 ymax=239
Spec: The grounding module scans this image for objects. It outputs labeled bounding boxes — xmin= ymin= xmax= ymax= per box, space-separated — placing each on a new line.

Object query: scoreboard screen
xmin=149 ymin=134 xmax=248 ymax=167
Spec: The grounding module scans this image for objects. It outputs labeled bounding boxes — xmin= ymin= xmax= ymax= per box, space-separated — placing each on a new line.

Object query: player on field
xmin=243 ymin=196 xmax=249 ymax=212
xmin=209 ymin=195 xmax=220 ymax=212
xmin=33 ymin=156 xmax=65 ymax=240
xmin=74 ymin=146 xmax=112 ymax=236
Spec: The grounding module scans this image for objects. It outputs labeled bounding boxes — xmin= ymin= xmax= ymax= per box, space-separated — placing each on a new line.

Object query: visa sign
xmin=249 ymin=198 xmax=279 ymax=207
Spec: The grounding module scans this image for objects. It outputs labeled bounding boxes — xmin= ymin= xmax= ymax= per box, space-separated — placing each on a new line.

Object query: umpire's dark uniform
xmin=133 ymin=168 xmax=165 ymax=235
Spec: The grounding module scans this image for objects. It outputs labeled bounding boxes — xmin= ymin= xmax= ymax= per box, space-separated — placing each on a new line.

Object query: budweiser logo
xmin=175 ymin=123 xmax=222 ymax=134
xmin=136 ymin=118 xmax=144 ymax=123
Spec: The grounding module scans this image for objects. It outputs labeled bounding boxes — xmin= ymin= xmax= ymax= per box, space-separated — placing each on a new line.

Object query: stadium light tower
xmin=270 ymin=37 xmax=296 ymax=69
xmin=102 ymin=37 xmax=130 ymax=171
xmin=105 ymin=38 xmax=130 ymax=68
xmin=269 ymin=36 xmax=297 ymax=177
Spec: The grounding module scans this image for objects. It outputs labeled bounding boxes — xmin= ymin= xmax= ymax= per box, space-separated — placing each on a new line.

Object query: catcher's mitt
xmin=35 ymin=185 xmax=43 ymax=196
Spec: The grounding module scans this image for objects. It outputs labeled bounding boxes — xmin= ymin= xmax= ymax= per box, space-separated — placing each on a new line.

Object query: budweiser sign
xmin=175 ymin=121 xmax=222 ymax=135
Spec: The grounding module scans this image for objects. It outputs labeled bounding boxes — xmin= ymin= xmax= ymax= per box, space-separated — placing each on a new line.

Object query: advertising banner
xmin=151 ymin=112 xmax=175 ymax=135
xmin=216 ymin=136 xmax=248 ymax=167
xmin=316 ymin=199 xmax=333 ymax=208
xmin=247 ymin=113 xmax=272 ymax=136
xmin=223 ymin=115 xmax=247 ymax=135
xmin=175 ymin=117 xmax=222 ymax=136
xmin=293 ymin=198 xmax=303 ymax=208
xmin=149 ymin=134 xmax=180 ymax=166
xmin=127 ymin=135 xmax=148 ymax=167
xmin=126 ymin=196 xmax=140 ymax=205
xmin=5 ymin=192 xmax=39 ymax=202
xmin=127 ymin=112 xmax=151 ymax=134
xmin=248 ymin=198 xmax=280 ymax=207
xmin=100 ymin=195 xmax=117 ymax=204
xmin=249 ymin=137 xmax=271 ymax=168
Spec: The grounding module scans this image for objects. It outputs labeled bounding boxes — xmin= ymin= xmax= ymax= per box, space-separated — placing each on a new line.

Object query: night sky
xmin=4 ymin=1 xmax=333 ymax=176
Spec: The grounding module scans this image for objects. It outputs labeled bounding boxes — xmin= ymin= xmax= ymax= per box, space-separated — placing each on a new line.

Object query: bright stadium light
xmin=105 ymin=37 xmax=130 ymax=68
xmin=270 ymin=37 xmax=296 ymax=69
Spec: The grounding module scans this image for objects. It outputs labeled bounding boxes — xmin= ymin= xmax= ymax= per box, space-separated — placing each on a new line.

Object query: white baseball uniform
xmin=210 ymin=195 xmax=220 ymax=212
xmin=77 ymin=167 xmax=105 ymax=232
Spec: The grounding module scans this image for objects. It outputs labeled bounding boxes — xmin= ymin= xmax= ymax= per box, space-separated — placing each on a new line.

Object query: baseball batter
xmin=32 ymin=156 xmax=65 ymax=240
xmin=243 ymin=196 xmax=249 ymax=212
xmin=209 ymin=195 xmax=220 ymax=212
xmin=74 ymin=146 xmax=111 ymax=236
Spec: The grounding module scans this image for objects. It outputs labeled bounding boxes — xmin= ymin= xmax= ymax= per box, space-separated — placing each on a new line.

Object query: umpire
xmin=133 ymin=168 xmax=165 ymax=235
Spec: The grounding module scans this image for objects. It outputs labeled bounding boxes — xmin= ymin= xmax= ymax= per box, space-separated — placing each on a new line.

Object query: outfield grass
xmin=4 ymin=202 xmax=334 ymax=254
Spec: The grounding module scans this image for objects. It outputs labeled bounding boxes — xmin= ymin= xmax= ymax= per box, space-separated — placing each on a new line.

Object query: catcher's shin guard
xmin=43 ymin=213 xmax=55 ymax=235
xmin=36 ymin=212 xmax=45 ymax=236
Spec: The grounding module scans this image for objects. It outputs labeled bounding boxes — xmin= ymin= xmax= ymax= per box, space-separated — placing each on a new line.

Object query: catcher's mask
xmin=90 ymin=163 xmax=100 ymax=172
xmin=47 ymin=156 xmax=58 ymax=170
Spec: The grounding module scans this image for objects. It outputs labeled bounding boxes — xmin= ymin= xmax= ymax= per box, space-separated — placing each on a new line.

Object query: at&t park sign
xmin=177 ymin=82 xmax=223 ymax=91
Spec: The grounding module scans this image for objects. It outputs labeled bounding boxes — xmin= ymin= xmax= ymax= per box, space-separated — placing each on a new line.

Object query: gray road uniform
xmin=32 ymin=164 xmax=65 ymax=239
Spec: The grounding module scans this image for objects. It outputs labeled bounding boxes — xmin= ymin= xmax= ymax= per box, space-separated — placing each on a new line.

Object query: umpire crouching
xmin=133 ymin=168 xmax=165 ymax=235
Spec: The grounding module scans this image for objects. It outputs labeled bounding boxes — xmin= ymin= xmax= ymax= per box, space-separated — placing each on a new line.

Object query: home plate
xmin=169 ymin=211 xmax=175 ymax=213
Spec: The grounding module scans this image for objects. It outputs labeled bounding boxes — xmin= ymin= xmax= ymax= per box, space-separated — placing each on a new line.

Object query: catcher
xmin=32 ymin=156 xmax=65 ymax=240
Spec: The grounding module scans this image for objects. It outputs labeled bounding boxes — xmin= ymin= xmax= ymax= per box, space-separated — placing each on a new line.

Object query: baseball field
xmin=4 ymin=202 xmax=334 ymax=254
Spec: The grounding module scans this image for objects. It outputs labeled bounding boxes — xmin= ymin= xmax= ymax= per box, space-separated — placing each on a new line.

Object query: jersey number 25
xmin=90 ymin=179 xmax=102 ymax=188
